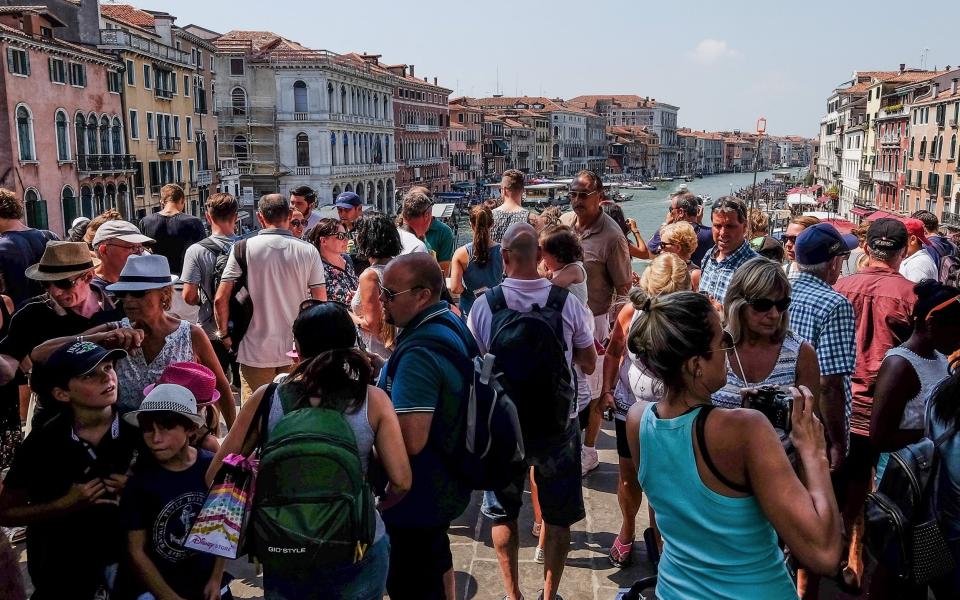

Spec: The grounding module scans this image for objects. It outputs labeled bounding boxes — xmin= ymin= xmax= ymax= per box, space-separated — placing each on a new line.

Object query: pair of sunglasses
xmin=746 ymin=296 xmax=791 ymax=312
xmin=114 ymin=289 xmax=150 ymax=299
xmin=324 ymin=232 xmax=348 ymax=240
xmin=44 ymin=276 xmax=84 ymax=290
xmin=379 ymin=285 xmax=424 ymax=302
xmin=567 ymin=190 xmax=597 ymax=201
xmin=290 ymin=219 xmax=307 ymax=228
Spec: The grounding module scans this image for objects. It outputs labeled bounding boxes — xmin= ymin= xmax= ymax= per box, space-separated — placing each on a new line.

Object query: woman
xmin=289 ymin=209 xmax=307 ymax=239
xmin=600 ymin=252 xmax=689 ymax=568
xmin=0 ymin=290 xmax=17 ymax=472
xmin=926 ymin=356 xmax=960 ymax=597
xmin=714 ymin=257 xmax=820 ymax=424
xmin=211 ymin=301 xmax=411 ymax=600
xmin=351 ymin=212 xmax=403 ymax=358
xmin=602 ymin=203 xmax=650 ymax=259
xmin=449 ymin=205 xmax=503 ymax=317
xmin=625 ymin=291 xmax=842 ymax=599
xmin=309 ymin=218 xmax=359 ymax=304
xmin=783 ymin=215 xmax=820 ymax=277
xmin=658 ymin=221 xmax=700 ymax=291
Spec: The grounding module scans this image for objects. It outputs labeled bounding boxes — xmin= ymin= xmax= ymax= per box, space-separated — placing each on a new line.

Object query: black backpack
xmin=198 ymin=237 xmax=253 ymax=346
xmin=484 ymin=285 xmax=576 ymax=441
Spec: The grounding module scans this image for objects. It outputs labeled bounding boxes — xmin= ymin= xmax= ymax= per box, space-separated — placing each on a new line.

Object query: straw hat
xmin=123 ymin=383 xmax=206 ymax=428
xmin=25 ymin=241 xmax=100 ymax=281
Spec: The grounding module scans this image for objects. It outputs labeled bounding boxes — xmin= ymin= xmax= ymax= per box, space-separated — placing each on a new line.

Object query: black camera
xmin=744 ymin=385 xmax=792 ymax=433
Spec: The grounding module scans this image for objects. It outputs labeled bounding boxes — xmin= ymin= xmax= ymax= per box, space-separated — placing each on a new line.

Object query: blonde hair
xmin=659 ymin=221 xmax=698 ymax=259
xmin=723 ymin=257 xmax=791 ymax=344
xmin=638 ymin=252 xmax=691 ymax=297
xmin=748 ymin=208 xmax=769 ymax=237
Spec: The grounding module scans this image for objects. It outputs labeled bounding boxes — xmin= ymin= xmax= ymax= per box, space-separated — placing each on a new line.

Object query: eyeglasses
xmin=114 ymin=289 xmax=149 ymax=299
xmin=290 ymin=220 xmax=306 ymax=228
xmin=746 ymin=296 xmax=791 ymax=313
xmin=324 ymin=232 xmax=347 ymax=240
xmin=782 ymin=235 xmax=798 ymax=244
xmin=43 ymin=275 xmax=85 ymax=290
xmin=379 ymin=285 xmax=424 ymax=302
xmin=567 ymin=190 xmax=597 ymax=201
xmin=660 ymin=240 xmax=678 ymax=249
xmin=926 ymin=296 xmax=960 ymax=322
xmin=103 ymin=242 xmax=146 ymax=254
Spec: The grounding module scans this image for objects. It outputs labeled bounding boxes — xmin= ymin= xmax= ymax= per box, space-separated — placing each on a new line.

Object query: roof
xmin=339 ymin=52 xmax=452 ymax=93
xmin=0 ymin=5 xmax=66 ymax=27
xmin=567 ymin=94 xmax=656 ymax=109
xmin=99 ymin=4 xmax=155 ymax=28
xmin=465 ymin=96 xmax=569 ymax=112
xmin=214 ymin=30 xmax=311 ymax=54
xmin=0 ymin=21 xmax=116 ymax=62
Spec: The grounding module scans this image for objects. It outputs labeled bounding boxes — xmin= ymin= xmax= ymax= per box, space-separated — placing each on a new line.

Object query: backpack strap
xmin=234 ymin=239 xmax=249 ymax=289
xmin=695 ymin=405 xmax=751 ymax=494
xmin=545 ymin=284 xmax=569 ymax=312
xmin=485 ymin=285 xmax=508 ymax=314
xmin=256 ymin=382 xmax=280 ymax=453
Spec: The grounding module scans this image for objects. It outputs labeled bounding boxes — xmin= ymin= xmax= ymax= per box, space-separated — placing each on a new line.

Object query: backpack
xmin=198 ymin=237 xmax=254 ymax=346
xmin=864 ymin=430 xmax=956 ymax=584
xmin=484 ymin=285 xmax=576 ymax=441
xmin=938 ymin=253 xmax=960 ymax=288
xmin=250 ymin=384 xmax=377 ymax=572
xmin=382 ymin=312 xmax=526 ymax=491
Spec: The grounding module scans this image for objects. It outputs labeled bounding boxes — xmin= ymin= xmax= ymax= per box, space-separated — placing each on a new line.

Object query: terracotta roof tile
xmin=99 ymin=4 xmax=155 ymax=28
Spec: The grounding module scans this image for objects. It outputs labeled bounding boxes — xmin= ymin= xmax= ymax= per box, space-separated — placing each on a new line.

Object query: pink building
xmin=0 ymin=6 xmax=131 ymax=236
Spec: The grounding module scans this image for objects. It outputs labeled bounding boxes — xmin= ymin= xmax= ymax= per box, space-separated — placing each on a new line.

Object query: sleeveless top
xmin=614 ymin=309 xmax=663 ymax=421
xmin=491 ymin=207 xmax=530 ymax=243
xmin=459 ymin=243 xmax=504 ymax=316
xmin=713 ymin=333 xmax=802 ymax=410
xmin=266 ymin=383 xmax=384 ymax=543
xmin=883 ymin=347 xmax=948 ymax=429
xmin=350 ymin=263 xmax=392 ymax=358
xmin=554 ymin=261 xmax=588 ymax=307
xmin=116 ymin=318 xmax=194 ymax=413
xmin=638 ymin=405 xmax=796 ymax=599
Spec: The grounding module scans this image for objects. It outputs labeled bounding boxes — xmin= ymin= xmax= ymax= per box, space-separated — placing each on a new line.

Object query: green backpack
xmin=250 ymin=385 xmax=376 ymax=572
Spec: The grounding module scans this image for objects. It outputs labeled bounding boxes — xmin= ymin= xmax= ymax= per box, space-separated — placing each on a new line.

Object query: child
xmin=0 ymin=341 xmax=135 ymax=599
xmin=143 ymin=362 xmax=223 ymax=452
xmin=120 ymin=383 xmax=231 ymax=600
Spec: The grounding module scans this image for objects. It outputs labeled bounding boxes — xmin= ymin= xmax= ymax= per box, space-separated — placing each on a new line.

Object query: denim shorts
xmin=264 ymin=535 xmax=389 ymax=600
xmin=481 ymin=422 xmax=585 ymax=527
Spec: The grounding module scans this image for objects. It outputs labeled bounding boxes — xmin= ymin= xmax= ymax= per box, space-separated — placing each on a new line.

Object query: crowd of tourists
xmin=0 ymin=168 xmax=957 ymax=600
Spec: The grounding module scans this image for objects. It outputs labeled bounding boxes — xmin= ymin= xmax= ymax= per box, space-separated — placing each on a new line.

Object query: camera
xmin=744 ymin=385 xmax=792 ymax=433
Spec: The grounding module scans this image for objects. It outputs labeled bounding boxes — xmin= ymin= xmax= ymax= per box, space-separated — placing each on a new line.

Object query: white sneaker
xmin=534 ymin=546 xmax=545 ymax=564
xmin=581 ymin=445 xmax=599 ymax=476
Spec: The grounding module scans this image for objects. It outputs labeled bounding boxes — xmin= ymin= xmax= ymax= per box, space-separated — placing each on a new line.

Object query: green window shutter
xmin=6 ymin=48 xmax=14 ymax=73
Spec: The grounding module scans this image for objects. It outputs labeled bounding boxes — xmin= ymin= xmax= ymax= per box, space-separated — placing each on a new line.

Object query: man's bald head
xmin=502 ymin=222 xmax=539 ymax=265
xmin=384 ymin=252 xmax=443 ymax=301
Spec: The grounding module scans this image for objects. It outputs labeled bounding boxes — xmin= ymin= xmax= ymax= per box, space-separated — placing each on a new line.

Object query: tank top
xmin=554 ymin=261 xmax=588 ymax=307
xmin=637 ymin=405 xmax=796 ymax=599
xmin=883 ymin=347 xmax=948 ymax=429
xmin=712 ymin=333 xmax=802 ymax=410
xmin=350 ymin=263 xmax=392 ymax=358
xmin=460 ymin=243 xmax=504 ymax=316
xmin=491 ymin=207 xmax=530 ymax=243
xmin=614 ymin=309 xmax=663 ymax=421
xmin=116 ymin=318 xmax=194 ymax=413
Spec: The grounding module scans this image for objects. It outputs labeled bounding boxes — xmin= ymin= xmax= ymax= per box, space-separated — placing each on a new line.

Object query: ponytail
xmin=470 ymin=205 xmax=493 ymax=266
xmin=287 ymin=348 xmax=372 ymax=413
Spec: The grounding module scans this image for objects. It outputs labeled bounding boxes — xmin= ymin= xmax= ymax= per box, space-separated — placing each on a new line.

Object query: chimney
xmin=900 ymin=63 xmax=906 ymax=73
xmin=953 ymin=79 xmax=958 ymax=94
xmin=933 ymin=82 xmax=940 ymax=97
xmin=409 ymin=64 xmax=415 ymax=77
xmin=433 ymin=77 xmax=437 ymax=86
xmin=359 ymin=53 xmax=381 ymax=65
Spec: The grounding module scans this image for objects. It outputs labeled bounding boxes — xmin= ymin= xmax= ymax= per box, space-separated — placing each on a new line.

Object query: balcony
xmin=873 ymin=170 xmax=898 ymax=183
xmin=157 ymin=136 xmax=182 ymax=154
xmin=879 ymin=134 xmax=901 ymax=146
xmin=404 ymin=124 xmax=440 ymax=133
xmin=155 ymin=87 xmax=174 ymax=100
xmin=330 ymin=162 xmax=399 ymax=177
xmin=293 ymin=112 xmax=308 ymax=121
xmin=77 ymin=153 xmax=135 ymax=173
xmin=98 ymin=29 xmax=191 ymax=67
xmin=943 ymin=210 xmax=960 ymax=228
xmin=859 ymin=170 xmax=872 ymax=183
xmin=294 ymin=166 xmax=311 ymax=175
xmin=194 ymin=170 xmax=213 ymax=187
xmin=405 ymin=157 xmax=447 ymax=167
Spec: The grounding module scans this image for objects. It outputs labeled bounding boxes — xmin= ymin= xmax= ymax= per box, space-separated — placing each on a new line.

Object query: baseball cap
xmin=903 ymin=218 xmax=931 ymax=246
xmin=91 ymin=220 xmax=155 ymax=247
xmin=795 ymin=223 xmax=858 ymax=265
xmin=867 ymin=218 xmax=908 ymax=258
xmin=334 ymin=192 xmax=362 ymax=209
xmin=45 ymin=341 xmax=127 ymax=390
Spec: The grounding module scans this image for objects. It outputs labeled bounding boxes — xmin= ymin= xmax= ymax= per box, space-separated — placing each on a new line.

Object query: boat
xmin=620 ymin=181 xmax=657 ymax=190
xmin=683 ymin=174 xmax=694 ymax=182
xmin=695 ymin=172 xmax=704 ymax=179
xmin=520 ymin=182 xmax=569 ymax=209
xmin=609 ymin=191 xmax=635 ymax=203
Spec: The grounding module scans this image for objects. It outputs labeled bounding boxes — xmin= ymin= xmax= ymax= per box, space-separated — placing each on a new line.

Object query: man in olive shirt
xmin=559 ymin=170 xmax=632 ymax=474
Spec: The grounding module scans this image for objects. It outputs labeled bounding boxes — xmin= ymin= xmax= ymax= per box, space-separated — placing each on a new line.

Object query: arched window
xmin=296 ymin=132 xmax=309 ymax=167
xmin=293 ymin=80 xmax=308 ymax=113
xmin=951 ymin=134 xmax=957 ymax=160
xmin=382 ymin=96 xmax=388 ymax=118
xmin=75 ymin=113 xmax=86 ymax=155
xmin=16 ymin=105 xmax=35 ymax=160
xmin=112 ymin=118 xmax=123 ymax=155
xmin=61 ymin=186 xmax=78 ymax=232
xmin=330 ymin=132 xmax=337 ymax=166
xmin=55 ymin=110 xmax=70 ymax=160
xmin=99 ymin=115 xmax=110 ymax=155
xmin=105 ymin=184 xmax=117 ymax=212
xmin=94 ymin=184 xmax=105 ymax=213
xmin=233 ymin=135 xmax=248 ymax=161
xmin=80 ymin=185 xmax=93 ymax=219
xmin=231 ymin=87 xmax=247 ymax=116
xmin=24 ymin=189 xmax=47 ymax=229
xmin=86 ymin=115 xmax=97 ymax=157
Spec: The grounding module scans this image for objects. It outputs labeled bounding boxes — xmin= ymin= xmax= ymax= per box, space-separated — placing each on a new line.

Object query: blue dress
xmin=459 ymin=243 xmax=503 ymax=317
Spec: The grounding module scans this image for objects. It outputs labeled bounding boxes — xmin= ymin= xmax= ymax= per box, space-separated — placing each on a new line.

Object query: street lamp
xmin=751 ymin=117 xmax=767 ymax=214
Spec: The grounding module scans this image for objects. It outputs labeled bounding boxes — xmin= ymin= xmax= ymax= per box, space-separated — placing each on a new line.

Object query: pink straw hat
xmin=143 ymin=362 xmax=220 ymax=406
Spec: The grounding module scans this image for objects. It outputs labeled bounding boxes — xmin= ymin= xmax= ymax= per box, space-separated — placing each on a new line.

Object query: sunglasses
xmin=114 ymin=289 xmax=150 ymax=299
xmin=290 ymin=219 xmax=306 ymax=228
xmin=715 ymin=199 xmax=747 ymax=219
xmin=782 ymin=235 xmax=798 ymax=244
xmin=746 ymin=296 xmax=791 ymax=312
xmin=379 ymin=285 xmax=424 ymax=302
xmin=323 ymin=231 xmax=348 ymax=240
xmin=44 ymin=275 xmax=85 ymax=290
xmin=709 ymin=330 xmax=737 ymax=354
xmin=567 ymin=190 xmax=598 ymax=201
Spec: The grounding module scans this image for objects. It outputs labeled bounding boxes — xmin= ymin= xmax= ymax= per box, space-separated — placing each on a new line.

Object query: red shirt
xmin=834 ymin=265 xmax=916 ymax=437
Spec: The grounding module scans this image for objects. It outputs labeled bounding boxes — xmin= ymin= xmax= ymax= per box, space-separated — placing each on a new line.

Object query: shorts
xmin=481 ymin=423 xmax=585 ymax=527
xmin=578 ymin=404 xmax=591 ymax=432
xmin=385 ymin=523 xmax=451 ymax=600
xmin=614 ymin=418 xmax=632 ymax=459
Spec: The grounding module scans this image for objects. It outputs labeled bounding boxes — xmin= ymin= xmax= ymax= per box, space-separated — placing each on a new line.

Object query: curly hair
xmin=659 ymin=221 xmax=698 ymax=259
xmin=354 ymin=212 xmax=402 ymax=260
xmin=0 ymin=188 xmax=23 ymax=220
xmin=539 ymin=225 xmax=583 ymax=265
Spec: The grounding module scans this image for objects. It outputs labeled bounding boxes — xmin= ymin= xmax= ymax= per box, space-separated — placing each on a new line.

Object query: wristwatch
xmin=213 ymin=330 xmax=230 ymax=340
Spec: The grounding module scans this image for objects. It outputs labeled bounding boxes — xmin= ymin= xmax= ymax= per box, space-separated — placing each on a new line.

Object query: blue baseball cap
xmin=45 ymin=341 xmax=127 ymax=391
xmin=334 ymin=192 xmax=362 ymax=209
xmin=795 ymin=223 xmax=858 ymax=265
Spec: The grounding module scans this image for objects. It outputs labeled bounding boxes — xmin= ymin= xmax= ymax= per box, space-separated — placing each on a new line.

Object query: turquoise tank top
xmin=638 ymin=405 xmax=797 ymax=599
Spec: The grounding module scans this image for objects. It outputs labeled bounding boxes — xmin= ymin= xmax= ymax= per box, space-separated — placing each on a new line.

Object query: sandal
xmin=608 ymin=535 xmax=634 ymax=568
xmin=532 ymin=520 xmax=542 ymax=537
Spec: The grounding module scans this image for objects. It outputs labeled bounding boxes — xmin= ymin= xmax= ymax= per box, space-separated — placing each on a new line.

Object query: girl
xmin=449 ymin=205 xmax=503 ymax=317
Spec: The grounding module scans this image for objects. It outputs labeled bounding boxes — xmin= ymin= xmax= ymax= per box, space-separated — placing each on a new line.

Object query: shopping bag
xmin=184 ymin=453 xmax=257 ymax=559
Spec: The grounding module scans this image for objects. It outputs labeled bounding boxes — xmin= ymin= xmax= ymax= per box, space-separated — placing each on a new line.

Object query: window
xmin=176 ymin=160 xmax=183 ymax=184
xmin=143 ymin=64 xmax=151 ymax=89
xmin=146 ymin=112 xmax=155 ymax=140
xmin=129 ymin=109 xmax=139 ymax=139
xmin=112 ymin=118 xmax=122 ymax=155
xmin=7 ymin=48 xmax=29 ymax=76
xmin=16 ymin=105 xmax=34 ymax=160
xmin=75 ymin=113 xmax=85 ymax=155
xmin=196 ymin=49 xmax=203 ymax=71
xmin=210 ymin=55 xmax=215 ymax=72
xmin=233 ymin=135 xmax=248 ymax=160
xmin=55 ymin=111 xmax=70 ymax=160
xmin=952 ymin=135 xmax=957 ymax=160
xmin=171 ymin=72 xmax=178 ymax=94
xmin=944 ymin=174 xmax=953 ymax=197
xmin=184 ymin=75 xmax=190 ymax=96
xmin=24 ymin=189 xmax=47 ymax=229
xmin=919 ymin=137 xmax=927 ymax=159
xmin=126 ymin=59 xmax=135 ymax=85
xmin=294 ymin=80 xmax=308 ymax=113
xmin=107 ymin=71 xmax=121 ymax=93
xmin=296 ymin=132 xmax=309 ymax=167
xmin=48 ymin=57 xmax=65 ymax=83
xmin=189 ymin=159 xmax=195 ymax=183
xmin=173 ymin=115 xmax=180 ymax=139
xmin=230 ymin=58 xmax=244 ymax=76
xmin=68 ymin=62 xmax=86 ymax=87
xmin=61 ymin=186 xmax=77 ymax=231
xmin=231 ymin=87 xmax=246 ymax=116
xmin=186 ymin=116 xmax=193 ymax=140
xmin=99 ymin=116 xmax=110 ymax=155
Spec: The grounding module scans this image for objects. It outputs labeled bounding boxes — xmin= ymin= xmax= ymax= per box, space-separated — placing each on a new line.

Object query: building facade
xmin=448 ymin=98 xmax=482 ymax=186
xmin=904 ymin=79 xmax=960 ymax=226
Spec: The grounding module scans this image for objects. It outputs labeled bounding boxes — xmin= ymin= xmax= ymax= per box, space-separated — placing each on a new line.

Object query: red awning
xmin=850 ymin=207 xmax=872 ymax=217
xmin=808 ymin=184 xmax=823 ymax=192
xmin=821 ymin=218 xmax=856 ymax=234
xmin=865 ymin=210 xmax=907 ymax=222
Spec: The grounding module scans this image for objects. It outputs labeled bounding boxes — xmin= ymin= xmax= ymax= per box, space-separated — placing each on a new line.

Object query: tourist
xmin=289 ymin=208 xmax=307 ymax=240
xmin=400 ymin=187 xmax=455 ymax=275
xmin=214 ymin=194 xmax=327 ymax=402
xmin=658 ymin=221 xmax=701 ymax=290
xmin=66 ymin=216 xmax=90 ymax=243
xmin=377 ymin=253 xmax=474 ymax=600
xmin=834 ymin=217 xmax=917 ymax=591
xmin=143 ymin=361 xmax=223 ymax=450
xmin=449 ymin=204 xmax=503 ymax=317
xmin=698 ymin=196 xmax=758 ymax=303
xmin=624 ymin=291 xmax=841 ymax=599
xmin=82 ymin=209 xmax=122 ymax=249
xmin=351 ymin=212 xmax=403 ymax=358
xmin=290 ymin=184 xmax=322 ymax=233
xmin=599 ymin=252 xmax=690 ymax=568
xmin=0 ymin=188 xmax=56 ymax=308
xmin=899 ymin=218 xmax=938 ymax=283
xmin=602 ymin=202 xmax=650 ymax=259
xmin=119 ymin=384 xmax=231 ymax=600
xmin=843 ymin=220 xmax=871 ymax=277
xmin=647 ymin=191 xmax=714 ymax=266
xmin=335 ymin=191 xmax=364 ymax=242
xmin=90 ymin=220 xmax=153 ymax=292
xmin=492 ymin=169 xmax=531 ymax=243
xmin=0 ymin=341 xmax=136 ymax=599
xmin=912 ymin=209 xmax=957 ymax=269
xmin=783 ymin=215 xmax=821 ymax=278
xmin=925 ymin=357 xmax=960 ymax=597
xmin=308 ymin=217 xmax=359 ymax=304
xmin=747 ymin=208 xmax=785 ymax=263
xmin=138 ymin=184 xmax=206 ymax=276
xmin=212 ymin=300 xmax=411 ymax=599
xmin=560 ymin=169 xmax=632 ymax=476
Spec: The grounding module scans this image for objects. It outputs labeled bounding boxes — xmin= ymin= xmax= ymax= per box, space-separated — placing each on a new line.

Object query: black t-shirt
xmin=0 ymin=228 xmax=56 ymax=309
xmin=2 ymin=412 xmax=139 ymax=597
xmin=120 ymin=450 xmax=215 ymax=599
xmin=139 ymin=212 xmax=207 ymax=275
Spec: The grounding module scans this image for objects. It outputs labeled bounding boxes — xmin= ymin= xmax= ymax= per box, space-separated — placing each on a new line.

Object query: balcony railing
xmin=295 ymin=166 xmax=311 ymax=175
xmin=873 ymin=170 xmax=897 ymax=183
xmin=293 ymin=112 xmax=308 ymax=121
xmin=194 ymin=170 xmax=213 ymax=187
xmin=77 ymin=154 xmax=135 ymax=172
xmin=859 ymin=170 xmax=872 ymax=183
xmin=942 ymin=210 xmax=960 ymax=227
xmin=98 ymin=29 xmax=191 ymax=67
xmin=879 ymin=134 xmax=901 ymax=146
xmin=330 ymin=162 xmax=399 ymax=177
xmin=155 ymin=87 xmax=174 ymax=100
xmin=157 ymin=136 xmax=182 ymax=154
xmin=404 ymin=124 xmax=440 ymax=132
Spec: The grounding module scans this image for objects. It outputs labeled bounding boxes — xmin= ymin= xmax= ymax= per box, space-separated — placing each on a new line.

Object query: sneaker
xmin=581 ymin=445 xmax=599 ymax=476
xmin=537 ymin=591 xmax=563 ymax=600
xmin=2 ymin=526 xmax=25 ymax=544
xmin=534 ymin=546 xmax=545 ymax=564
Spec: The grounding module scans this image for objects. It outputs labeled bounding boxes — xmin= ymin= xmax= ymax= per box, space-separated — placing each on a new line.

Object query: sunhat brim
xmin=25 ymin=259 xmax=100 ymax=282
xmin=123 ymin=406 xmax=207 ymax=428
xmin=106 ymin=274 xmax=179 ymax=292
xmin=143 ymin=382 xmax=220 ymax=406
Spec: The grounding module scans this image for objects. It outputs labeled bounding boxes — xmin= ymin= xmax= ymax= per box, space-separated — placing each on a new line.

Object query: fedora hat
xmin=106 ymin=254 xmax=178 ymax=292
xmin=25 ymin=241 xmax=101 ymax=281
xmin=143 ymin=361 xmax=220 ymax=406
xmin=123 ymin=383 xmax=206 ymax=428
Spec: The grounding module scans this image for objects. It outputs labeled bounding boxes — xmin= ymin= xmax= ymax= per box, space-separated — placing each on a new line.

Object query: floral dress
xmin=322 ymin=253 xmax=359 ymax=304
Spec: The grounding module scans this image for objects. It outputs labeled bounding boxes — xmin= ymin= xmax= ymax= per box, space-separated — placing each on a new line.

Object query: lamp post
xmin=751 ymin=117 xmax=767 ymax=214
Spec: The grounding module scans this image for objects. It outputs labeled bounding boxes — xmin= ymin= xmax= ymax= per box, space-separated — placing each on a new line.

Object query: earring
xmin=695 ymin=368 xmax=703 ymax=378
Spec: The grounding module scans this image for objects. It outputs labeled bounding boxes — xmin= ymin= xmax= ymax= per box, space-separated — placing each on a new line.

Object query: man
xmin=783 ymin=215 xmax=821 ymax=277
xmin=138 ymin=184 xmax=206 ymax=275
xmin=377 ymin=253 xmax=473 ymax=600
xmin=181 ymin=193 xmax=239 ymax=378
xmin=0 ymin=188 xmax=56 ymax=308
xmin=646 ymin=191 xmax=714 ymax=266
xmin=697 ymin=196 xmax=759 ymax=302
xmin=214 ymin=194 xmax=326 ymax=401
xmin=400 ymin=187 xmax=455 ymax=275
xmin=898 ymin=218 xmax=938 ymax=283
xmin=491 ymin=169 xmax=531 ymax=243
xmin=559 ymin=170 xmax=631 ymax=475
xmin=468 ymin=223 xmax=596 ymax=600
xmin=289 ymin=185 xmax=322 ymax=235
xmin=912 ymin=209 xmax=957 ymax=267
xmin=90 ymin=220 xmax=153 ymax=291
xmin=834 ymin=218 xmax=916 ymax=589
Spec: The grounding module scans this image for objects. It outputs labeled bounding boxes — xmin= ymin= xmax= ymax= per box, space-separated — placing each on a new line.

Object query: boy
xmin=0 ymin=341 xmax=134 ymax=599
xmin=121 ymin=383 xmax=230 ymax=600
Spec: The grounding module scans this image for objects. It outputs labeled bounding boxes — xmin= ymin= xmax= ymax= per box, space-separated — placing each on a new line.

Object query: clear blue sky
xmin=132 ymin=0 xmax=960 ymax=137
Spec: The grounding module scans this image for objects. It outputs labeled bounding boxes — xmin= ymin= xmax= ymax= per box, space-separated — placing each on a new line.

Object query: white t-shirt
xmin=302 ymin=210 xmax=323 ymax=236
xmin=398 ymin=227 xmax=427 ymax=255
xmin=221 ymin=229 xmax=325 ymax=367
xmin=899 ymin=249 xmax=938 ymax=283
xmin=467 ymin=277 xmax=595 ymax=417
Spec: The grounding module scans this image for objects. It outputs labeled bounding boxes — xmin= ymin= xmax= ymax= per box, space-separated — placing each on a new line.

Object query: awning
xmin=850 ymin=207 xmax=872 ymax=217
xmin=493 ymin=140 xmax=509 ymax=152
xmin=821 ymin=218 xmax=856 ymax=234
xmin=865 ymin=210 xmax=907 ymax=222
